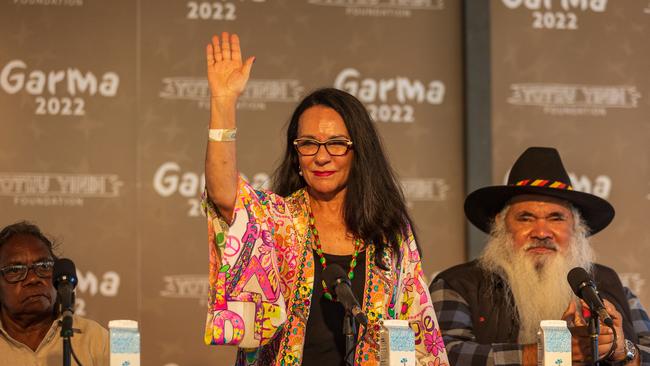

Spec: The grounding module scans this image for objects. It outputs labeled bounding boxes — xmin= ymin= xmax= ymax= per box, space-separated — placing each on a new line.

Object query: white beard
xmin=478 ymin=208 xmax=595 ymax=344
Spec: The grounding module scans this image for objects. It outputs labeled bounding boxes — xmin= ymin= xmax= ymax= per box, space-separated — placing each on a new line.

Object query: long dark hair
xmin=272 ymin=88 xmax=418 ymax=267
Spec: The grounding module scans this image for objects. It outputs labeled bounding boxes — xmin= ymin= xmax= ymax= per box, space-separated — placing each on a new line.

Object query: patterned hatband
xmin=513 ymin=179 xmax=573 ymax=190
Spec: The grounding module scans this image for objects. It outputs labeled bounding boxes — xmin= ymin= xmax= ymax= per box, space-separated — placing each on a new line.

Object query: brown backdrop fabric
xmin=3 ymin=1 xmax=648 ymax=364
xmin=0 ymin=1 xmax=463 ymax=364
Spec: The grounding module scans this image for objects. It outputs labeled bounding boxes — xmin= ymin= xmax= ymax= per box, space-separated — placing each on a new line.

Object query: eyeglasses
xmin=293 ymin=138 xmax=353 ymax=156
xmin=0 ymin=260 xmax=55 ymax=283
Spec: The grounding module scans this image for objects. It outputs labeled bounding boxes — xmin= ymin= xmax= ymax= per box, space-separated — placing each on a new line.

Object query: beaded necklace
xmin=307 ymin=208 xmax=361 ymax=301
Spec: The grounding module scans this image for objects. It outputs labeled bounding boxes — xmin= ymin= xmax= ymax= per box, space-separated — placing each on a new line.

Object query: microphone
xmin=567 ymin=267 xmax=613 ymax=327
xmin=322 ymin=264 xmax=368 ymax=327
xmin=53 ymin=258 xmax=78 ymax=337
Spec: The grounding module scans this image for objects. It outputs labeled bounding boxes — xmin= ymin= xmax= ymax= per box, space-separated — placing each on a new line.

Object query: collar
xmin=0 ymin=314 xmax=82 ymax=351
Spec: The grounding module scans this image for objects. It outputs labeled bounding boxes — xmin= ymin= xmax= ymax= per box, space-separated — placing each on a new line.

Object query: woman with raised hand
xmin=202 ymin=32 xmax=448 ymax=366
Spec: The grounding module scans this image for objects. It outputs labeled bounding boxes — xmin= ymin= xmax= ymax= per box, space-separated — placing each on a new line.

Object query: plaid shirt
xmin=430 ymin=278 xmax=650 ymax=366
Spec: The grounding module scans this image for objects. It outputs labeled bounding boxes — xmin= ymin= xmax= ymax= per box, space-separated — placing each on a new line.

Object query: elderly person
xmin=430 ymin=147 xmax=650 ymax=365
xmin=201 ymin=32 xmax=448 ymax=365
xmin=0 ymin=221 xmax=108 ymax=365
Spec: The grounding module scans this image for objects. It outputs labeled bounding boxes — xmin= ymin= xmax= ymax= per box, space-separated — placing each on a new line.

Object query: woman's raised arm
xmin=204 ymin=32 xmax=254 ymax=220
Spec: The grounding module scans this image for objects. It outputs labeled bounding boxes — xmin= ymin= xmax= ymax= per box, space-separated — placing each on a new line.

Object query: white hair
xmin=478 ymin=204 xmax=594 ymax=343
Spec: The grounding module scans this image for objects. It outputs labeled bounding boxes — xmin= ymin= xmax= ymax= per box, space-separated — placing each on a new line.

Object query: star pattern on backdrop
xmin=614 ymin=214 xmax=633 ymax=237
xmin=29 ymin=119 xmax=45 ymax=140
xmin=345 ymin=33 xmax=366 ymax=55
xmin=619 ymin=39 xmax=635 ymax=57
xmin=606 ymin=61 xmax=627 ymax=79
xmin=93 ymin=200 xmax=134 ymax=243
xmin=32 ymin=156 xmax=53 ymax=172
xmin=161 ymin=118 xmax=184 ymax=142
xmin=613 ymin=6 xmax=626 ymax=20
xmin=631 ymin=22 xmax=647 ymax=34
xmin=282 ymin=32 xmax=297 ymax=49
xmin=111 ymin=93 xmax=136 ymax=115
xmin=65 ymin=157 xmax=91 ymax=174
xmin=140 ymin=107 xmax=162 ymax=129
xmin=0 ymin=149 xmax=18 ymax=167
xmin=264 ymin=14 xmax=280 ymax=25
xmin=506 ymin=116 xmax=535 ymax=147
xmin=37 ymin=10 xmax=56 ymax=32
xmin=11 ymin=22 xmax=32 ymax=44
xmin=314 ymin=57 xmax=336 ymax=76
xmin=609 ymin=134 xmax=631 ymax=160
xmin=163 ymin=143 xmax=193 ymax=165
xmin=74 ymin=116 xmax=105 ymax=140
xmin=362 ymin=57 xmax=386 ymax=74
xmin=154 ymin=36 xmax=173 ymax=63
xmin=137 ymin=138 xmax=157 ymax=161
xmin=501 ymin=44 xmax=518 ymax=68
xmin=275 ymin=0 xmax=289 ymax=9
xmin=521 ymin=53 xmax=551 ymax=80
xmin=19 ymin=92 xmax=34 ymax=111
xmin=402 ymin=116 xmax=434 ymax=143
xmin=267 ymin=53 xmax=289 ymax=68
xmin=641 ymin=234 xmax=650 ymax=263
xmin=571 ymin=37 xmax=592 ymax=59
xmin=34 ymin=48 xmax=59 ymax=66
xmin=294 ymin=13 xmax=310 ymax=26
xmin=171 ymin=55 xmax=196 ymax=73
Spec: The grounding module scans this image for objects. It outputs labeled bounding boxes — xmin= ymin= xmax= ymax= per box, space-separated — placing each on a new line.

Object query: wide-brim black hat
xmin=465 ymin=147 xmax=614 ymax=236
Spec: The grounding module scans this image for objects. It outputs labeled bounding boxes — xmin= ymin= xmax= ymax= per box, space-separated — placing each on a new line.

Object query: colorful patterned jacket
xmin=202 ymin=178 xmax=449 ymax=366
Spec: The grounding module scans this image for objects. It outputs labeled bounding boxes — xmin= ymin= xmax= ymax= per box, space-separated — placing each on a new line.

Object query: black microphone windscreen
xmin=53 ymin=258 xmax=77 ymax=288
xmin=567 ymin=267 xmax=591 ymax=295
xmin=322 ymin=263 xmax=348 ymax=290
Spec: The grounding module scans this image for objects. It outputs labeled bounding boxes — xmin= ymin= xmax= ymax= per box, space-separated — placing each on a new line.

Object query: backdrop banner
xmin=0 ymin=1 xmax=464 ymax=364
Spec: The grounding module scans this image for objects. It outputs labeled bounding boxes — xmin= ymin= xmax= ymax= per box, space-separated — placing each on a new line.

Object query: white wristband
xmin=208 ymin=128 xmax=237 ymax=142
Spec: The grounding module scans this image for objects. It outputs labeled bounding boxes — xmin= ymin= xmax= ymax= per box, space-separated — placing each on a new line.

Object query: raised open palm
xmin=206 ymin=32 xmax=254 ymax=98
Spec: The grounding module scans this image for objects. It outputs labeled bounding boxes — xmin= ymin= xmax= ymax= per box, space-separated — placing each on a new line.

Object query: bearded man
xmin=430 ymin=147 xmax=650 ymax=366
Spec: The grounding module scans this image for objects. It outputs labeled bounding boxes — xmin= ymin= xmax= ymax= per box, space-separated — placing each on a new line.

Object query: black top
xmin=302 ymin=250 xmax=367 ymax=366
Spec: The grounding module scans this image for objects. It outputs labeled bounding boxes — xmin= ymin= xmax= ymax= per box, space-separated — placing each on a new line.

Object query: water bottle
xmin=379 ymin=319 xmax=415 ymax=366
xmin=109 ymin=319 xmax=140 ymax=366
xmin=537 ymin=320 xmax=571 ymax=366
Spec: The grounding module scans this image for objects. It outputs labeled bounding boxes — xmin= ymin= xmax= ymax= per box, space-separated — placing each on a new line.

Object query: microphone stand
xmin=61 ymin=312 xmax=74 ymax=366
xmin=54 ymin=260 xmax=78 ymax=366
xmin=343 ymin=312 xmax=357 ymax=366
xmin=63 ymin=338 xmax=71 ymax=366
xmin=588 ymin=311 xmax=600 ymax=366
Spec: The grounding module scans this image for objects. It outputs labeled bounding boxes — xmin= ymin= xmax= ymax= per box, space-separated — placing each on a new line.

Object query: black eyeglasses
xmin=0 ymin=260 xmax=55 ymax=283
xmin=293 ymin=138 xmax=353 ymax=156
